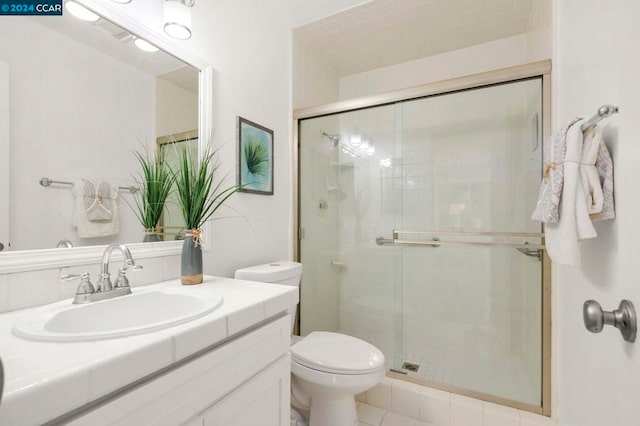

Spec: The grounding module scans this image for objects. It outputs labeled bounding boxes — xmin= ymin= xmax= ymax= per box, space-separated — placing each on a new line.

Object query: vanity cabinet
xmin=67 ymin=315 xmax=291 ymax=426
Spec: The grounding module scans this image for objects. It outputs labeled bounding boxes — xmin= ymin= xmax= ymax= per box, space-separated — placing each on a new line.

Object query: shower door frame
xmin=293 ymin=60 xmax=552 ymax=416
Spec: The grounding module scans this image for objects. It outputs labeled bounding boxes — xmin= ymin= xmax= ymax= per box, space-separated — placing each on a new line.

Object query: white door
xmin=0 ymin=61 xmax=9 ymax=252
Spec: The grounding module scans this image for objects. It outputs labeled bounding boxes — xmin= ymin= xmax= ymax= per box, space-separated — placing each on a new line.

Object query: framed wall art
xmin=237 ymin=116 xmax=274 ymax=195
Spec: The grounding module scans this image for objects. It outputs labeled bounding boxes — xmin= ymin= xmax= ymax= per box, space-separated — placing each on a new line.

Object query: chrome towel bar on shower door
xmin=376 ymin=230 xmax=546 ymax=251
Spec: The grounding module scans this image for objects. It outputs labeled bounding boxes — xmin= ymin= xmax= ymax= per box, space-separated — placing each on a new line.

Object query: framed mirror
xmin=0 ymin=0 xmax=213 ymax=272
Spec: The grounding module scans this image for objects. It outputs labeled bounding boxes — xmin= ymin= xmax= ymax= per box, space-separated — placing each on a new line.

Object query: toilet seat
xmin=291 ymin=331 xmax=385 ymax=375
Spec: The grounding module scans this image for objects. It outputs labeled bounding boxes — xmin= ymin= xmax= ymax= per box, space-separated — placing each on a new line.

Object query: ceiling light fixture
xmin=134 ymin=38 xmax=159 ymax=52
xmin=164 ymin=0 xmax=194 ymax=40
xmin=110 ymin=0 xmax=132 ymax=3
xmin=65 ymin=1 xmax=100 ymax=22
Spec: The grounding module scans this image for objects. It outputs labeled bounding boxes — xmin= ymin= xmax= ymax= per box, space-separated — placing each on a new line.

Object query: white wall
xmin=0 ymin=61 xmax=8 ymax=253
xmin=293 ymin=36 xmax=340 ymax=109
xmin=290 ymin=0 xmax=373 ymax=27
xmin=555 ymin=1 xmax=640 ymax=425
xmin=339 ymin=31 xmax=551 ymax=100
xmin=82 ymin=0 xmax=296 ymax=277
xmin=1 ymin=17 xmax=153 ymax=251
xmin=156 ymin=79 xmax=198 ymax=138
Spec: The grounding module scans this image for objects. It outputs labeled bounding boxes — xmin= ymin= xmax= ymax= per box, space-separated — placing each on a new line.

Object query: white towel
xmin=531 ymin=117 xmax=582 ymax=223
xmin=82 ymin=179 xmax=114 ymax=221
xmin=72 ymin=180 xmax=119 ymax=238
xmin=591 ymin=130 xmax=615 ymax=221
xmin=545 ymin=120 xmax=616 ymax=266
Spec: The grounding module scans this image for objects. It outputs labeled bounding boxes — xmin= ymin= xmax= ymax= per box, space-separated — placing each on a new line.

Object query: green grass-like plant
xmin=244 ymin=136 xmax=269 ymax=176
xmin=172 ymin=147 xmax=241 ymax=230
xmin=131 ymin=149 xmax=174 ymax=231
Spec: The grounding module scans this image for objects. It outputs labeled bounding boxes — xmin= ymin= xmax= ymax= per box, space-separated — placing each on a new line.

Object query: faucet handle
xmin=60 ymin=272 xmax=95 ymax=295
xmin=114 ymin=268 xmax=131 ymax=289
xmin=123 ymin=263 xmax=143 ymax=271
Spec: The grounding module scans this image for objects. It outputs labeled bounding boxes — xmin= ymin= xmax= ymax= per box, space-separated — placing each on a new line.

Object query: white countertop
xmin=0 ymin=276 xmax=298 ymax=425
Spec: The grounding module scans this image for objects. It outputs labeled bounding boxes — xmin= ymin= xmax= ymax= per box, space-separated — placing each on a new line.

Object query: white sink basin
xmin=12 ymin=284 xmax=223 ymax=342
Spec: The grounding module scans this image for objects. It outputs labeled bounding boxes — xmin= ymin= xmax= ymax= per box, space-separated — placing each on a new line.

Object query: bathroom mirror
xmin=0 ymin=6 xmax=202 ymax=253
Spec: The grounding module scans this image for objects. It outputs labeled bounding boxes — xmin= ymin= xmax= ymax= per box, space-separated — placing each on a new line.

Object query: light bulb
xmin=66 ymin=1 xmax=100 ymax=22
xmin=164 ymin=0 xmax=192 ymax=40
xmin=134 ymin=38 xmax=159 ymax=52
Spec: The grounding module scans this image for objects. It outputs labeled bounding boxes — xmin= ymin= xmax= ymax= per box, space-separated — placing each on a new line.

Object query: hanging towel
xmin=72 ymin=180 xmax=119 ymax=238
xmin=591 ymin=131 xmax=615 ymax=221
xmin=542 ymin=120 xmax=615 ymax=266
xmin=531 ymin=117 xmax=582 ymax=223
xmin=82 ymin=179 xmax=114 ymax=221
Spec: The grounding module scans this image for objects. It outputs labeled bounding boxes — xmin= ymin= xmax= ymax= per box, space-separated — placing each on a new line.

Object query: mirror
xmin=0 ymin=9 xmax=199 ymax=252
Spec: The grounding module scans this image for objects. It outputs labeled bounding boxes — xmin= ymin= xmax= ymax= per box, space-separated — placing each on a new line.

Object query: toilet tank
xmin=234 ymin=261 xmax=303 ymax=287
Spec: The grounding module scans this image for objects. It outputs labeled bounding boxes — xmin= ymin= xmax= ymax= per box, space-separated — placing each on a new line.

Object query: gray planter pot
xmin=181 ymin=233 xmax=203 ymax=285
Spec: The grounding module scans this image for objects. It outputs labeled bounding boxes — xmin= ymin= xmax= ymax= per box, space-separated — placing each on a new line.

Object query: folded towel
xmin=545 ymin=119 xmax=592 ymax=265
xmin=72 ymin=180 xmax=119 ymax=238
xmin=82 ymin=179 xmax=114 ymax=222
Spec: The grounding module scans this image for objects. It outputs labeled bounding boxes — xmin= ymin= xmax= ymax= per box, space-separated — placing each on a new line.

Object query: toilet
xmin=234 ymin=261 xmax=385 ymax=426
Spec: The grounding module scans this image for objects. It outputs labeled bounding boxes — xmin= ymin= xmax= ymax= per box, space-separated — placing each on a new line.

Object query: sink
xmin=12 ymin=284 xmax=223 ymax=342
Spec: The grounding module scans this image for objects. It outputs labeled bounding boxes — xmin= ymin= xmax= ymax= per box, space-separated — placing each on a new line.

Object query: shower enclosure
xmin=295 ymin=63 xmax=551 ymax=414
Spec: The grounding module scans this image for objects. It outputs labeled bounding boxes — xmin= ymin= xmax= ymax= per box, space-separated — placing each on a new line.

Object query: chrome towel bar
xmin=39 ymin=177 xmax=138 ymax=194
xmin=580 ymin=104 xmax=619 ymax=131
xmin=375 ymin=230 xmax=546 ymax=252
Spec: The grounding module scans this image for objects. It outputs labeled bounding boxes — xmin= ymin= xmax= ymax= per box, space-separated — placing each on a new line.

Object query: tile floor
xmin=357 ymin=402 xmax=431 ymax=426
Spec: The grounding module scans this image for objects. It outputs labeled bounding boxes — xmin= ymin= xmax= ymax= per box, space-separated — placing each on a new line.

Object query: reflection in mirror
xmin=157 ymin=131 xmax=199 ymax=241
xmin=0 ymin=11 xmax=199 ymax=252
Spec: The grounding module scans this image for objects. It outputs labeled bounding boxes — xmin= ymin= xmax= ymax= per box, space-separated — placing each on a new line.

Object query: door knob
xmin=583 ymin=300 xmax=636 ymax=342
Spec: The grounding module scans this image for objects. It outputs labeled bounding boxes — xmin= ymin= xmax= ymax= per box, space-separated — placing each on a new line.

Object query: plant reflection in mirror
xmin=129 ymin=149 xmax=174 ymax=241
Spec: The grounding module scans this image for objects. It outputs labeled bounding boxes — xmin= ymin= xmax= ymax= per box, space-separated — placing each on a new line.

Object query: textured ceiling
xmin=294 ymin=0 xmax=536 ymax=77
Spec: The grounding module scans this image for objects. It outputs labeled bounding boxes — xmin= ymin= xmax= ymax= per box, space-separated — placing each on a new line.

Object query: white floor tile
xmin=358 ymin=403 xmax=386 ymax=426
xmin=381 ymin=411 xmax=418 ymax=426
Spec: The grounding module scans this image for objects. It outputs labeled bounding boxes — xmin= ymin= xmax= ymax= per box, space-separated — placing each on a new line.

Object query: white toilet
xmin=234 ymin=261 xmax=385 ymax=426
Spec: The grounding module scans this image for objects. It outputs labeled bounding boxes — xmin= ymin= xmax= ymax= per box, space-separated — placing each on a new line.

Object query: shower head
xmin=321 ymin=132 xmax=341 ymax=149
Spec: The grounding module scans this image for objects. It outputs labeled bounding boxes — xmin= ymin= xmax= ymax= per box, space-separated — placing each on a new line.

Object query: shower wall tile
xmin=450 ymin=394 xmax=483 ymax=426
xmin=483 ymin=401 xmax=520 ymax=426
xmin=365 ymin=378 xmax=555 ymax=426
xmin=367 ymin=377 xmax=393 ymax=410
xmin=391 ymin=380 xmax=421 ymax=419
xmin=418 ymin=387 xmax=451 ymax=426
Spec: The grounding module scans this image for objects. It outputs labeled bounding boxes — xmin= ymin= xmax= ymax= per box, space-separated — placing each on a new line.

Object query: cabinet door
xmin=203 ymin=355 xmax=290 ymax=426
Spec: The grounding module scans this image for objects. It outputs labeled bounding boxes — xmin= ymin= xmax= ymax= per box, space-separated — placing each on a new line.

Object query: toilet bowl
xmin=234 ymin=261 xmax=386 ymax=426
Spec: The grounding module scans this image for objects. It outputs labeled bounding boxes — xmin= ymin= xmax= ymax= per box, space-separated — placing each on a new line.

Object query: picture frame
xmin=237 ymin=116 xmax=274 ymax=195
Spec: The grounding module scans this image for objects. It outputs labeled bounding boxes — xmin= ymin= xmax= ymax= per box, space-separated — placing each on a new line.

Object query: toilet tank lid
xmin=234 ymin=261 xmax=303 ymax=283
xmin=291 ymin=331 xmax=385 ymax=375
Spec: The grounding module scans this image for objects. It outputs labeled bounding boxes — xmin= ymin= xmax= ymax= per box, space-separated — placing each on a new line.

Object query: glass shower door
xmin=298 ymin=76 xmax=545 ymax=409
xmin=396 ymin=78 xmax=543 ymax=406
xmin=298 ymin=103 xmax=404 ymax=371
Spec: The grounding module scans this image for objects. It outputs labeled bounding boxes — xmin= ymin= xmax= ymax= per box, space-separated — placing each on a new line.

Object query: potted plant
xmin=173 ymin=147 xmax=241 ymax=285
xmin=131 ymin=149 xmax=174 ymax=242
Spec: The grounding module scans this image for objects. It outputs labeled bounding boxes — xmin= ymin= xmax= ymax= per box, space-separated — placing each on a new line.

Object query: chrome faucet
xmin=97 ymin=244 xmax=142 ymax=292
xmin=60 ymin=244 xmax=143 ymax=304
